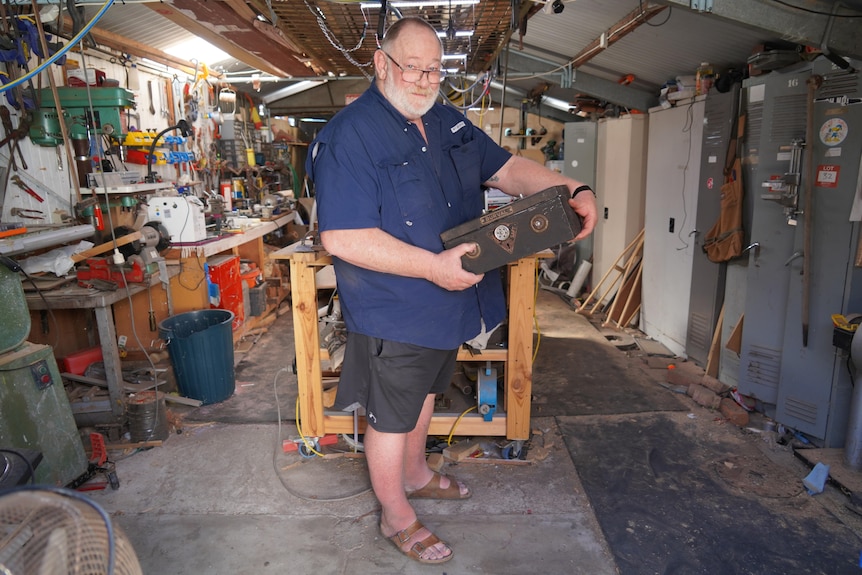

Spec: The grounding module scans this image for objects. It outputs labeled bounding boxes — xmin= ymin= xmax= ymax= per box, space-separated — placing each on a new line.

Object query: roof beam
xmin=147 ymin=0 xmax=310 ymax=78
xmin=656 ymin=0 xmax=862 ymax=61
xmin=59 ymin=16 xmax=205 ymax=79
xmin=569 ymin=3 xmax=668 ymax=68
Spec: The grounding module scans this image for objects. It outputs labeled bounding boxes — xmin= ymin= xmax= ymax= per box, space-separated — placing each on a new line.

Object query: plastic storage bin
xmin=159 ymin=310 xmax=235 ymax=405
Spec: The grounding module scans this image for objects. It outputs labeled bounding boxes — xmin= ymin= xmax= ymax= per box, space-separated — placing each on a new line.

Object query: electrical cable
xmin=675 ymin=100 xmax=696 ymax=251
xmin=639 ymin=0 xmax=672 ymax=27
xmin=304 ymin=0 xmax=374 ymax=79
xmin=0 ymin=0 xmax=114 ymax=95
xmin=445 ymin=404 xmax=476 ymax=445
xmin=270 ymin=367 xmax=373 ymax=502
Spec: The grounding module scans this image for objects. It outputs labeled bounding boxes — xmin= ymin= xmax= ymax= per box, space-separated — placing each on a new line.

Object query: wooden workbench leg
xmin=290 ymin=254 xmax=325 ymax=437
xmin=94 ymin=306 xmax=125 ymax=418
xmin=506 ymin=257 xmax=536 ymax=440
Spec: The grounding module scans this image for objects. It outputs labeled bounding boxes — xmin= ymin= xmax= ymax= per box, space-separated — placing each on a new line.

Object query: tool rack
xmin=271 ymin=244 xmax=540 ymax=440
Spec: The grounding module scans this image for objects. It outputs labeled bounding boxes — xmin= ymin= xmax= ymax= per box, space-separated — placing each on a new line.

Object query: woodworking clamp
xmin=10 ymin=175 xmax=44 ymax=202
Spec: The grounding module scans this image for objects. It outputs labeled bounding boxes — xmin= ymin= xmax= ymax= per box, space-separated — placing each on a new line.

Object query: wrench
xmin=10 ymin=207 xmax=43 ymax=219
xmin=11 ymin=175 xmax=44 ymax=202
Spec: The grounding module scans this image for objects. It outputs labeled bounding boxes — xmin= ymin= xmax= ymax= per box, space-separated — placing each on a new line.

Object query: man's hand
xmin=569 ymin=189 xmax=597 ymax=240
xmin=429 ymin=242 xmax=484 ymax=291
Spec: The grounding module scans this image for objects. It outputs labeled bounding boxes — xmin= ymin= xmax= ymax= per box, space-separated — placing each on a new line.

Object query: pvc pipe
xmin=566 ymin=259 xmax=592 ymax=298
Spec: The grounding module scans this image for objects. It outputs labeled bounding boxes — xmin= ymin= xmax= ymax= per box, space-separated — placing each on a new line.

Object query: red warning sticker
xmin=706 ymin=177 xmax=714 ymax=190
xmin=817 ymin=164 xmax=839 ymax=188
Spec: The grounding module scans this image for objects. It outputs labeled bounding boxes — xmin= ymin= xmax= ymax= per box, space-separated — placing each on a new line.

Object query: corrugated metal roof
xmin=516 ymin=0 xmax=772 ymax=91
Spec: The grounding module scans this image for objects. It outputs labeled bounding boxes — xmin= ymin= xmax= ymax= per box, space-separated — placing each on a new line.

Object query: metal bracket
xmin=690 ymin=0 xmax=713 ymax=12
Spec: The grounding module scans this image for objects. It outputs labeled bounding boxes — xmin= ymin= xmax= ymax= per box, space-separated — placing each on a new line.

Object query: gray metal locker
xmin=775 ymin=61 xmax=862 ymax=444
xmin=686 ymin=86 xmax=740 ymax=366
xmin=736 ymin=64 xmax=813 ymax=405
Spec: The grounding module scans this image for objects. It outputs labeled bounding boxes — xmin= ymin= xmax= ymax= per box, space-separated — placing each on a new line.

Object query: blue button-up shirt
xmin=306 ymin=82 xmax=511 ymax=349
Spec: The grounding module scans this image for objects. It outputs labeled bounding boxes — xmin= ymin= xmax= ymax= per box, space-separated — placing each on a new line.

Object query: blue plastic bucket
xmin=159 ymin=309 xmax=235 ymax=405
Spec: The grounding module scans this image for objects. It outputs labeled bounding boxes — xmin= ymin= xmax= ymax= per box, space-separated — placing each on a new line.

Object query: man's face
xmin=380 ymin=27 xmax=442 ymax=121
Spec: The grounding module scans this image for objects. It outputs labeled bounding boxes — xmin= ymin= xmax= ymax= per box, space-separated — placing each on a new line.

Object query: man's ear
xmin=373 ymin=49 xmax=388 ymax=79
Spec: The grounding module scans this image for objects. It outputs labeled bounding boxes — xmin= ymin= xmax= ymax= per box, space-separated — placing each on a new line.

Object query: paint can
xmin=126 ymin=390 xmax=169 ymax=442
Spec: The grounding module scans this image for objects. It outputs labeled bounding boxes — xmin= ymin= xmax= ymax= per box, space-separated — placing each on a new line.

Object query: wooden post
xmin=506 ymin=257 xmax=535 ymax=440
xmin=290 ymin=251 xmax=325 ymax=437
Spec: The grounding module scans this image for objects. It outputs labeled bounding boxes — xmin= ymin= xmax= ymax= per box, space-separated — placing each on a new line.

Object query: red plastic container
xmin=61 ymin=346 xmax=103 ymax=375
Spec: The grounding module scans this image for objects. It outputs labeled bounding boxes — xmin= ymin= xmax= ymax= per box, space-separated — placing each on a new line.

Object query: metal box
xmin=441 ymin=185 xmax=581 ymax=274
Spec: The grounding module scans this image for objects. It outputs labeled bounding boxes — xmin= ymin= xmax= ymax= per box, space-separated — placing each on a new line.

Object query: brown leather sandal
xmin=384 ymin=519 xmax=453 ymax=564
xmin=406 ymin=472 xmax=472 ymax=499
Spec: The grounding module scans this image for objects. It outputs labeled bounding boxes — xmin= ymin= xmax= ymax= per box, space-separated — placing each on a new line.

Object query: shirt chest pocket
xmin=383 ymin=160 xmax=443 ymax=250
xmin=448 ymin=138 xmax=482 ymax=193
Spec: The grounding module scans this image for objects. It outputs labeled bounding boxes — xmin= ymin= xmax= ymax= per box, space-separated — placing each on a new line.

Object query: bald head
xmin=380 ymin=17 xmax=443 ymax=62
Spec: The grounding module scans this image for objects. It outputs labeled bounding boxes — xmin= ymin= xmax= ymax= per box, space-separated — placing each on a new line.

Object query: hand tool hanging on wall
xmin=11 ymin=174 xmax=42 ymax=201
xmin=147 ymin=79 xmax=155 ymax=115
xmin=0 ymin=104 xmax=27 ymax=170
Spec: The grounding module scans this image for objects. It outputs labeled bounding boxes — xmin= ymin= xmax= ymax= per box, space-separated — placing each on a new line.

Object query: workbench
xmin=111 ymin=212 xmax=295 ymax=354
xmin=160 ymin=213 xmax=293 ymax=318
xmin=271 ymin=244 xmax=539 ymax=441
xmin=25 ymin=268 xmax=176 ymax=423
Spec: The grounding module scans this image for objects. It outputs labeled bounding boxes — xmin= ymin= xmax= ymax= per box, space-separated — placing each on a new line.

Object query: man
xmin=306 ymin=16 xmax=596 ymax=565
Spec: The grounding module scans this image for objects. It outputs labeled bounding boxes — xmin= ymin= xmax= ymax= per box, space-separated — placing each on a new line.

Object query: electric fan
xmin=0 ymin=487 xmax=143 ymax=575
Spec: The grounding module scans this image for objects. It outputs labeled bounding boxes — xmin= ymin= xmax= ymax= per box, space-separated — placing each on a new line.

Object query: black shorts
xmin=333 ymin=332 xmax=458 ymax=433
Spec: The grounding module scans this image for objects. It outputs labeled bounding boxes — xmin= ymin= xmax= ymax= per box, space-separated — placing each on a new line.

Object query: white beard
xmin=382 ymin=68 xmax=437 ymax=121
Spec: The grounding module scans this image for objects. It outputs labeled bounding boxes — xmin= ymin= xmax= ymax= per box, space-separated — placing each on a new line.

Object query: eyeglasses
xmin=382 ymin=51 xmax=446 ymax=84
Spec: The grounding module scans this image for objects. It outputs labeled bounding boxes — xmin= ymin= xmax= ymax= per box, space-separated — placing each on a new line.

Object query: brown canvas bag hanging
xmin=702 ymin=115 xmax=745 ymax=263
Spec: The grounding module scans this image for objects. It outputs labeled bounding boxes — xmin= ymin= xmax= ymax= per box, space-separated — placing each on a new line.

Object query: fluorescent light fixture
xmin=442 ymin=54 xmax=467 ymax=61
xmin=164 ymin=37 xmax=229 ymax=66
xmin=300 ymin=118 xmax=329 ymax=123
xmin=437 ymin=30 xmax=474 ymax=38
xmin=361 ymin=1 xmax=479 ymax=8
xmin=542 ymin=96 xmax=574 ymax=113
xmin=468 ymin=107 xmax=495 ymax=111
xmin=262 ymin=80 xmax=327 ymax=104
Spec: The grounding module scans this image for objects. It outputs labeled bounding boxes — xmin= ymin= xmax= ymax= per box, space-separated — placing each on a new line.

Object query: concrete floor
xmin=86 ymin=289 xmax=862 ymax=574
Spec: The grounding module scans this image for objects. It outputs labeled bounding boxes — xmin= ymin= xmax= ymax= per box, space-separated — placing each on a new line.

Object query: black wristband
xmin=572 ymin=185 xmax=594 ymax=198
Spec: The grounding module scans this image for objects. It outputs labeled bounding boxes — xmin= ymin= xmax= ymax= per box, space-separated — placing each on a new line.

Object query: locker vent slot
xmin=770 ymin=94 xmax=806 ymax=144
xmin=782 ymin=395 xmax=818 ymax=425
xmin=744 ymin=101 xmax=763 ymax=158
xmin=687 ymin=312 xmax=711 ymax=352
xmin=743 ymin=344 xmax=781 ymax=392
xmin=818 ymin=70 xmax=860 ymax=99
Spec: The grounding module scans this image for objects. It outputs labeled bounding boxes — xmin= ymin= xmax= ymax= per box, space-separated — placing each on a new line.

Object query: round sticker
xmin=820 ymin=118 xmax=848 ymax=146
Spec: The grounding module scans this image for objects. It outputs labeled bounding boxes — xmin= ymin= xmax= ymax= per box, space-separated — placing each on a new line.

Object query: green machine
xmin=29 ymin=87 xmax=135 ymax=146
xmin=0 ymin=259 xmax=88 ymax=486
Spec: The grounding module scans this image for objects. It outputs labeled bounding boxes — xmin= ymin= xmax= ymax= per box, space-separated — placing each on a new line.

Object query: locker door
xmin=736 ymin=66 xmax=812 ymax=403
xmin=686 ymin=86 xmax=739 ymax=365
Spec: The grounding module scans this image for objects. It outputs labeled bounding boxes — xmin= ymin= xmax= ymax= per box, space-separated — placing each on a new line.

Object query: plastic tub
xmin=158 ymin=309 xmax=235 ymax=405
